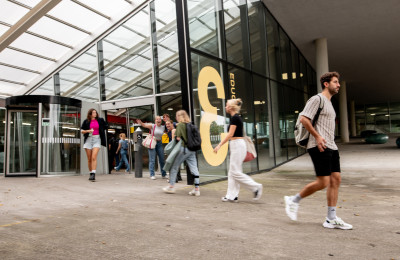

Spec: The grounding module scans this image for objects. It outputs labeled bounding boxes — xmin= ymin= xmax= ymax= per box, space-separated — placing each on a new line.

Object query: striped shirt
xmin=300 ymin=94 xmax=338 ymax=150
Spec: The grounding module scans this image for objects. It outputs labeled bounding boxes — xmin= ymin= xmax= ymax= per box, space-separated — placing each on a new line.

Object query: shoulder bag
xmin=142 ymin=125 xmax=157 ymax=149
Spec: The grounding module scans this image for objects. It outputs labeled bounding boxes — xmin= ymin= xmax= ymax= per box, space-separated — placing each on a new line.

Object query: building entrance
xmin=106 ymin=104 xmax=154 ymax=175
xmin=4 ymin=95 xmax=82 ymax=177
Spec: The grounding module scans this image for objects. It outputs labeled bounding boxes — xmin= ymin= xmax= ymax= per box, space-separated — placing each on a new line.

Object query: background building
xmin=0 ymin=0 xmax=398 ymax=180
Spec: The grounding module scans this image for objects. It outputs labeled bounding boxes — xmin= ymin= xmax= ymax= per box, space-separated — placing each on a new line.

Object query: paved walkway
xmin=1 ymin=137 xmax=399 ymax=259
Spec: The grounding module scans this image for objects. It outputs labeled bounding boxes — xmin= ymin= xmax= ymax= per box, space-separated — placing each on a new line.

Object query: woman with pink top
xmin=81 ymin=108 xmax=108 ymax=181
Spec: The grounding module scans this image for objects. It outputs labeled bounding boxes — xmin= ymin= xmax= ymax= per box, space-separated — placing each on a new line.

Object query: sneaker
xmin=323 ymin=217 xmax=353 ymax=230
xmin=151 ymin=176 xmax=156 ymax=180
xmin=114 ymin=167 xmax=119 ymax=171
xmin=125 ymin=169 xmax=130 ymax=172
xmin=284 ymin=196 xmax=299 ymax=221
xmin=221 ymin=197 xmax=238 ymax=202
xmin=162 ymin=186 xmax=175 ymax=194
xmin=162 ymin=175 xmax=168 ymax=179
xmin=188 ymin=189 xmax=200 ymax=196
xmin=89 ymin=173 xmax=95 ymax=182
xmin=253 ymin=184 xmax=263 ymax=200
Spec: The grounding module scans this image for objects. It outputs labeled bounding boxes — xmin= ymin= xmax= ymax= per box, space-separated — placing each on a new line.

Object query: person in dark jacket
xmin=81 ymin=108 xmax=108 ymax=181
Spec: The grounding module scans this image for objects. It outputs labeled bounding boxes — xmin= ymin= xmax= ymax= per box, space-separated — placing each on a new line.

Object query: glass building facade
xmin=1 ymin=0 xmax=318 ymax=181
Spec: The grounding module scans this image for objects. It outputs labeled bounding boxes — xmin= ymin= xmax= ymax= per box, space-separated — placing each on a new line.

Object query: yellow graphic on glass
xmin=198 ymin=66 xmax=228 ymax=166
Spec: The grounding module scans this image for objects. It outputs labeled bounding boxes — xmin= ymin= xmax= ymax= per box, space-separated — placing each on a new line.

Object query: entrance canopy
xmin=0 ymin=0 xmax=146 ymax=98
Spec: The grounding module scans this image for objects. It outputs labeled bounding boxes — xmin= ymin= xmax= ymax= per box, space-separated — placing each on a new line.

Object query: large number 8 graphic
xmin=198 ymin=66 xmax=228 ymax=166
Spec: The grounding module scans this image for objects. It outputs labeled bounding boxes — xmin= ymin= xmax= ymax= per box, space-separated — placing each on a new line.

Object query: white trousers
xmin=225 ymin=139 xmax=261 ymax=200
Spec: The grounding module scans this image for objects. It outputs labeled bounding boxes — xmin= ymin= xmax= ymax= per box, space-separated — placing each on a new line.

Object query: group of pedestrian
xmin=80 ymin=71 xmax=352 ymax=230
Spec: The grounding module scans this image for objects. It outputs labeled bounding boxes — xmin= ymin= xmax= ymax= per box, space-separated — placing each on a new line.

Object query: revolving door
xmin=5 ymin=95 xmax=82 ymax=177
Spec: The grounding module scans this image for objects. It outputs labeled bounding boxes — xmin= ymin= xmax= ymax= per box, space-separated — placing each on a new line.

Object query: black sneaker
xmin=89 ymin=173 xmax=95 ymax=181
xmin=221 ymin=197 xmax=238 ymax=202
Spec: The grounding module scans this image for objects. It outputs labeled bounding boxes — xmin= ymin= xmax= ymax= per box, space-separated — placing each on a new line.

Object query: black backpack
xmin=183 ymin=123 xmax=202 ymax=151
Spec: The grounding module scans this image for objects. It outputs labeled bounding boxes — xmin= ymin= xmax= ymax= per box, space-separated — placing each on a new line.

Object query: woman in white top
xmin=137 ymin=116 xmax=167 ymax=179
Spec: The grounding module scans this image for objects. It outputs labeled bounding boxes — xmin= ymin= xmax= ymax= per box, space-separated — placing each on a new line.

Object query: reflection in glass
xmin=265 ymin=8 xmax=281 ymax=81
xmin=188 ymin=0 xmax=221 ymax=57
xmin=102 ymin=8 xmax=153 ymax=100
xmin=248 ymin=0 xmax=268 ymax=76
xmin=253 ymin=75 xmax=275 ymax=170
xmin=153 ymin=0 xmax=181 ymax=93
xmin=192 ymin=52 xmax=228 ymax=182
xmin=8 ymin=111 xmax=37 ymax=174
xmin=59 ymin=45 xmax=99 ymax=102
xmin=41 ymin=104 xmax=80 ymax=175
xmin=270 ymin=80 xmax=287 ymax=164
xmin=224 ymin=0 xmax=249 ymax=68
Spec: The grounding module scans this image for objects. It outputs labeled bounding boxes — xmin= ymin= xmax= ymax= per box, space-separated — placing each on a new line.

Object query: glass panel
xmin=253 ymin=75 xmax=274 ymax=170
xmin=102 ymin=8 xmax=153 ymax=100
xmin=192 ymin=52 xmax=228 ymax=182
xmin=284 ymin=87 xmax=305 ymax=159
xmin=0 ymin=1 xmax=29 ymax=25
xmin=41 ymin=104 xmax=80 ymax=175
xmin=224 ymin=0 xmax=249 ymax=68
xmin=389 ymin=102 xmax=400 ymax=133
xmin=30 ymin=78 xmax=54 ymax=95
xmin=265 ymin=8 xmax=281 ymax=81
xmin=291 ymin=43 xmax=301 ymax=90
xmin=8 ymin=111 xmax=37 ymax=175
xmin=227 ymin=65 xmax=257 ymax=172
xmin=0 ymin=109 xmax=5 ymax=174
xmin=59 ymin=45 xmax=99 ymax=102
xmin=157 ymin=94 xmax=183 ymax=120
xmin=0 ymin=48 xmax=53 ymax=72
xmin=0 ymin=64 xmax=38 ymax=84
xmin=366 ymin=104 xmax=390 ymax=133
xmin=270 ymin=80 xmax=287 ymax=164
xmin=153 ymin=0 xmax=181 ymax=93
xmin=279 ymin=28 xmax=293 ymax=85
xmin=248 ymin=0 xmax=268 ymax=76
xmin=188 ymin=0 xmax=221 ymax=57
xmin=299 ymin=54 xmax=309 ymax=95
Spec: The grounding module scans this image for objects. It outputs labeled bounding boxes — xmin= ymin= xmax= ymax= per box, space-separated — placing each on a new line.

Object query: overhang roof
xmin=263 ymin=0 xmax=400 ymax=104
xmin=0 ymin=0 xmax=146 ymax=98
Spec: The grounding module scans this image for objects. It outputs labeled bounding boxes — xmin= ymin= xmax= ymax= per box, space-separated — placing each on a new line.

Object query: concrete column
xmin=339 ymin=81 xmax=349 ymax=143
xmin=315 ymin=38 xmax=329 ymax=92
xmin=350 ymin=100 xmax=357 ymax=137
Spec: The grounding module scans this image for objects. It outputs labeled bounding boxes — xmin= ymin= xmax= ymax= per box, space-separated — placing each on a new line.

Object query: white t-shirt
xmin=299 ymin=94 xmax=338 ymax=150
xmin=150 ymin=124 xmax=165 ymax=141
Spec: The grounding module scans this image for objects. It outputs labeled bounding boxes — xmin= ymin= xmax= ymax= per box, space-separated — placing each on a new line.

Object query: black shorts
xmin=307 ymin=147 xmax=341 ymax=176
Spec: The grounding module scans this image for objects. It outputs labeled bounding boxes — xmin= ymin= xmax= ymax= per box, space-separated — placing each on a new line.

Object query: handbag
xmin=142 ymin=125 xmax=156 ymax=149
xmin=243 ymin=131 xmax=257 ymax=162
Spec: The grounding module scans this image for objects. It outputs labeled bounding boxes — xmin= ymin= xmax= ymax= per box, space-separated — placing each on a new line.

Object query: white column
xmin=315 ymin=38 xmax=329 ymax=92
xmin=339 ymin=81 xmax=349 ymax=143
xmin=350 ymin=100 xmax=357 ymax=137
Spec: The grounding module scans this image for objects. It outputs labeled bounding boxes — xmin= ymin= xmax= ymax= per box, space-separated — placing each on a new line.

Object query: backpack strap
xmin=312 ymin=95 xmax=324 ymax=127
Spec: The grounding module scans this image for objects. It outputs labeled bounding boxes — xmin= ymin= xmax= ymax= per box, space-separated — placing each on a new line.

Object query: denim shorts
xmin=83 ymin=135 xmax=101 ymax=149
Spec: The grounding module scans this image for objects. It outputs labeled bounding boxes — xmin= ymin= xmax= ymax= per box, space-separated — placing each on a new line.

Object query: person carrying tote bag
xmin=213 ymin=98 xmax=263 ymax=202
xmin=136 ymin=116 xmax=167 ymax=180
xmin=142 ymin=125 xmax=156 ymax=149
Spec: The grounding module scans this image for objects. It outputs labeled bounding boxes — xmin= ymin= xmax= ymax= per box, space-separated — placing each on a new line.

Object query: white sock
xmin=92 ymin=170 xmax=96 ymax=173
xmin=292 ymin=193 xmax=302 ymax=203
xmin=328 ymin=206 xmax=337 ymax=220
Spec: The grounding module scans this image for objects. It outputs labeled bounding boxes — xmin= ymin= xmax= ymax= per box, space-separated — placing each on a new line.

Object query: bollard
xmin=133 ymin=128 xmax=143 ymax=178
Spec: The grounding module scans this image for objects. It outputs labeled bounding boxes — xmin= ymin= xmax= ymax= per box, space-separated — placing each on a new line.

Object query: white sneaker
xmin=162 ymin=186 xmax=175 ymax=194
xmin=284 ymin=196 xmax=299 ymax=221
xmin=253 ymin=184 xmax=263 ymax=200
xmin=151 ymin=176 xmax=156 ymax=180
xmin=323 ymin=217 xmax=353 ymax=230
xmin=188 ymin=189 xmax=200 ymax=196
xmin=221 ymin=197 xmax=238 ymax=202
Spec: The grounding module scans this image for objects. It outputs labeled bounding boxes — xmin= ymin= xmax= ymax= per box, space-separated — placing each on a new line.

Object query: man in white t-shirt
xmin=284 ymin=72 xmax=352 ymax=230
